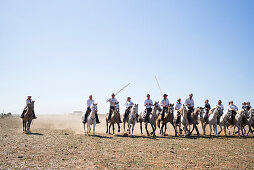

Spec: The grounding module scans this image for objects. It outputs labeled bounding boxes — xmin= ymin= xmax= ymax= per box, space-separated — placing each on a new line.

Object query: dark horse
xmin=22 ymin=101 xmax=35 ymax=134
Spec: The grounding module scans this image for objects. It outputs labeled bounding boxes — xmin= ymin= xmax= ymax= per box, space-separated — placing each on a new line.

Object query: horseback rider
xmin=216 ymin=100 xmax=224 ymax=117
xmin=124 ymin=97 xmax=134 ymax=121
xmin=184 ymin=93 xmax=194 ymax=123
xmin=107 ymin=93 xmax=118 ymax=121
xmin=242 ymin=102 xmax=247 ymax=110
xmin=246 ymin=102 xmax=252 ymax=111
xmin=144 ymin=94 xmax=153 ymax=122
xmin=84 ymin=95 xmax=100 ymax=124
xmin=204 ymin=99 xmax=211 ymax=122
xmin=228 ymin=101 xmax=238 ymax=124
xmin=20 ymin=96 xmax=36 ymax=119
xmin=160 ymin=94 xmax=170 ymax=121
xmin=175 ymin=98 xmax=182 ymax=124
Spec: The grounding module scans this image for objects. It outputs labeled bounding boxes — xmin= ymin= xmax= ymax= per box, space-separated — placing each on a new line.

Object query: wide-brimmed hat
xmin=112 ymin=93 xmax=115 ymax=96
xmin=177 ymin=98 xmax=181 ymax=101
xmin=163 ymin=94 xmax=168 ymax=97
xmin=147 ymin=94 xmax=150 ymax=97
xmin=127 ymin=97 xmax=131 ymax=99
xmin=27 ymin=96 xmax=32 ymax=98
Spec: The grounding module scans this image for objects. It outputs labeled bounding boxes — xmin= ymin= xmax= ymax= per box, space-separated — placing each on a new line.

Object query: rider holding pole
xmin=107 ymin=93 xmax=118 ymax=121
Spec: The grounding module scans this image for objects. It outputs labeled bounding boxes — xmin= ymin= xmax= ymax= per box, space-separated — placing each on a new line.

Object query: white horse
xmin=246 ymin=108 xmax=254 ymax=136
xmin=180 ymin=104 xmax=190 ymax=136
xmin=82 ymin=103 xmax=97 ymax=136
xmin=128 ymin=104 xmax=139 ymax=136
xmin=207 ymin=106 xmax=221 ymax=136
xmin=219 ymin=109 xmax=232 ymax=136
xmin=232 ymin=109 xmax=245 ymax=136
xmin=139 ymin=102 xmax=161 ymax=137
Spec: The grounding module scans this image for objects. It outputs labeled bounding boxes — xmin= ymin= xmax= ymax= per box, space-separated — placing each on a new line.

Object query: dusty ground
xmin=0 ymin=115 xmax=254 ymax=169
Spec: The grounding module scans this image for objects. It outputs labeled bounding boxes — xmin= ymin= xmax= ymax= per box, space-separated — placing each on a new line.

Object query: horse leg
xmin=112 ymin=124 xmax=115 ymax=134
xmin=151 ymin=123 xmax=156 ymax=137
xmin=109 ymin=123 xmax=111 ymax=134
xmin=164 ymin=123 xmax=167 ymax=136
xmin=132 ymin=123 xmax=135 ymax=136
xmin=140 ymin=121 xmax=143 ymax=135
xmin=194 ymin=124 xmax=200 ymax=136
xmin=128 ymin=122 xmax=131 ymax=134
xmin=209 ymin=124 xmax=212 ymax=136
xmin=218 ymin=124 xmax=222 ymax=135
xmin=118 ymin=123 xmax=120 ymax=133
xmin=106 ymin=122 xmax=108 ymax=134
xmin=160 ymin=124 xmax=164 ymax=135
xmin=215 ymin=123 xmax=217 ymax=136
xmin=224 ymin=124 xmax=227 ymax=137
xmin=93 ymin=120 xmax=95 ymax=136
xmin=124 ymin=121 xmax=126 ymax=132
xmin=145 ymin=123 xmax=150 ymax=136
xmin=23 ymin=120 xmax=25 ymax=132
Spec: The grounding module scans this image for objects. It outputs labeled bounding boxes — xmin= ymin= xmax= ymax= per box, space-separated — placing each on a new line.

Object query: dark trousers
xmin=145 ymin=108 xmax=152 ymax=122
xmin=187 ymin=107 xmax=194 ymax=122
xmin=108 ymin=106 xmax=115 ymax=120
xmin=85 ymin=107 xmax=100 ymax=123
xmin=21 ymin=108 xmax=36 ymax=118
xmin=124 ymin=107 xmax=131 ymax=121
xmin=204 ymin=109 xmax=209 ymax=122
xmin=161 ymin=107 xmax=168 ymax=120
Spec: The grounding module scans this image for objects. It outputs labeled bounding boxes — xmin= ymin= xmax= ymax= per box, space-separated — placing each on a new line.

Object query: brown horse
xmin=106 ymin=102 xmax=122 ymax=134
xmin=156 ymin=104 xmax=177 ymax=136
xmin=22 ymin=101 xmax=35 ymax=134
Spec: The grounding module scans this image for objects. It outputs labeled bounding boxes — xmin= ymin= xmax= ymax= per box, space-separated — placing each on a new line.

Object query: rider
xmin=242 ymin=102 xmax=247 ymax=110
xmin=160 ymin=94 xmax=170 ymax=121
xmin=216 ymin=100 xmax=224 ymax=116
xmin=204 ymin=99 xmax=211 ymax=122
xmin=228 ymin=101 xmax=238 ymax=124
xmin=175 ymin=98 xmax=182 ymax=110
xmin=84 ymin=95 xmax=100 ymax=124
xmin=20 ymin=96 xmax=36 ymax=119
xmin=144 ymin=94 xmax=153 ymax=122
xmin=124 ymin=97 xmax=134 ymax=121
xmin=175 ymin=98 xmax=182 ymax=123
xmin=246 ymin=102 xmax=252 ymax=111
xmin=185 ymin=93 xmax=194 ymax=123
xmin=107 ymin=93 xmax=118 ymax=121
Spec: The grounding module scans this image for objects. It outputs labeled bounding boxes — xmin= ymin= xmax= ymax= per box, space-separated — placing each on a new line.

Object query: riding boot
xmin=108 ymin=112 xmax=112 ymax=121
xmin=161 ymin=112 xmax=165 ymax=121
xmin=20 ymin=109 xmax=26 ymax=118
xmin=95 ymin=113 xmax=100 ymax=124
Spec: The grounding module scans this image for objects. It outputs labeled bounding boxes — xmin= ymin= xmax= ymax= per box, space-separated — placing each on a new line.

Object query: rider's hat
xmin=127 ymin=97 xmax=131 ymax=99
xmin=163 ymin=94 xmax=168 ymax=97
xmin=112 ymin=93 xmax=115 ymax=96
xmin=177 ymin=98 xmax=181 ymax=101
xmin=27 ymin=96 xmax=32 ymax=98
xmin=146 ymin=94 xmax=150 ymax=97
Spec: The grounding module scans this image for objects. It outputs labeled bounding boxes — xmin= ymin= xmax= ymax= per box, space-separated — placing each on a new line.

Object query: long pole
xmin=155 ymin=76 xmax=163 ymax=96
xmin=115 ymin=83 xmax=131 ymax=96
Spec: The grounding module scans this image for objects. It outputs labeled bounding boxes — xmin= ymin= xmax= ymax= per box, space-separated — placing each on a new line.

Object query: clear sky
xmin=1 ymin=0 xmax=254 ymax=115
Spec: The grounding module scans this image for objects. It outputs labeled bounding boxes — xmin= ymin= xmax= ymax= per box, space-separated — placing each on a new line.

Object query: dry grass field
xmin=1 ymin=115 xmax=254 ymax=169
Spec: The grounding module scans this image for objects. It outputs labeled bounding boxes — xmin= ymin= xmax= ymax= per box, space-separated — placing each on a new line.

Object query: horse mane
xmin=178 ymin=107 xmax=183 ymax=115
xmin=208 ymin=107 xmax=216 ymax=115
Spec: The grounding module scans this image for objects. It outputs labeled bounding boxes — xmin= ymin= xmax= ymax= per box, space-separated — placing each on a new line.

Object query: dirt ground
xmin=1 ymin=115 xmax=254 ymax=169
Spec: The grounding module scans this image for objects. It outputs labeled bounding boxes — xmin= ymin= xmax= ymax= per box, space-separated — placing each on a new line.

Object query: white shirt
xmin=161 ymin=98 xmax=170 ymax=107
xmin=107 ymin=98 xmax=118 ymax=107
xmin=185 ymin=98 xmax=194 ymax=107
xmin=26 ymin=99 xmax=32 ymax=105
xmin=175 ymin=103 xmax=182 ymax=110
xmin=125 ymin=101 xmax=134 ymax=108
xmin=216 ymin=104 xmax=224 ymax=110
xmin=144 ymin=99 xmax=153 ymax=109
xmin=229 ymin=104 xmax=238 ymax=111
xmin=87 ymin=99 xmax=94 ymax=107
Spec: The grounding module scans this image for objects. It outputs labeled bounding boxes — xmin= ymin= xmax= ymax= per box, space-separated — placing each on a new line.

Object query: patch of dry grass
xmin=0 ymin=117 xmax=254 ymax=169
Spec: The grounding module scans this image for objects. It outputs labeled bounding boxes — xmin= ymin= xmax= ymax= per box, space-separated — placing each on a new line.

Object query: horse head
xmin=91 ymin=103 xmax=98 ymax=111
xmin=169 ymin=104 xmax=174 ymax=114
xmin=155 ymin=101 xmax=162 ymax=112
xmin=115 ymin=102 xmax=120 ymax=112
xmin=27 ymin=101 xmax=35 ymax=110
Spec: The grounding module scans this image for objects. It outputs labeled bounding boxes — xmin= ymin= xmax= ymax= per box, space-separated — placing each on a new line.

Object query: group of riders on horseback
xmin=21 ymin=93 xmax=253 ymax=136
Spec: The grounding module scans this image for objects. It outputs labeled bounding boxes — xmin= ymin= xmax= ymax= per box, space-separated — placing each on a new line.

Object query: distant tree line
xmin=0 ymin=112 xmax=12 ymax=118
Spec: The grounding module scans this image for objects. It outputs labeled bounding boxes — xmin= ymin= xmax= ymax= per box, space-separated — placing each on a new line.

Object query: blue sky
xmin=0 ymin=0 xmax=254 ymax=115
